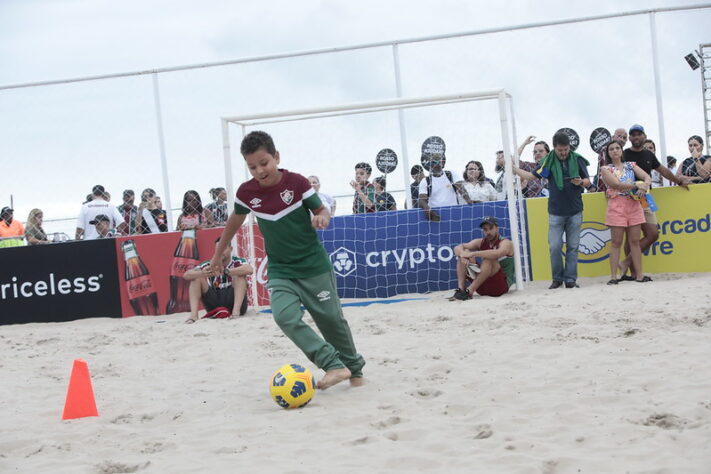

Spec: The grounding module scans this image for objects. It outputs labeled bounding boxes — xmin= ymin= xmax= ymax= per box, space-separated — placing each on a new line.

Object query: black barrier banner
xmin=0 ymin=239 xmax=121 ymax=325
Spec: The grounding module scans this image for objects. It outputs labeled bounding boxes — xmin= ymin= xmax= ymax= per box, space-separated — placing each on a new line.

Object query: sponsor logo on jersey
xmin=250 ymin=197 xmax=262 ymax=208
xmin=316 ymin=290 xmax=330 ymax=301
xmin=280 ymin=190 xmax=294 ymax=205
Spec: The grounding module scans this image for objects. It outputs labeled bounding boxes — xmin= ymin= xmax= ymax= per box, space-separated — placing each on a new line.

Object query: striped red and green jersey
xmin=234 ymin=169 xmax=331 ymax=279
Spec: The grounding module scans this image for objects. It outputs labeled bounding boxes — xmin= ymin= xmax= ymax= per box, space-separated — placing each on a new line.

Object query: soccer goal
xmin=221 ymin=91 xmax=529 ymax=306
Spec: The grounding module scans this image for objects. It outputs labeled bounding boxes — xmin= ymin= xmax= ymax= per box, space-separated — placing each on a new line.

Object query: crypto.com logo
xmin=564 ymin=221 xmax=612 ymax=263
xmin=330 ymin=247 xmax=356 ymax=277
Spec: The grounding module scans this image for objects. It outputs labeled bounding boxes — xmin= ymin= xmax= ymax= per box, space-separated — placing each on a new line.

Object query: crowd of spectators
xmin=2 ymin=128 xmax=708 ymax=249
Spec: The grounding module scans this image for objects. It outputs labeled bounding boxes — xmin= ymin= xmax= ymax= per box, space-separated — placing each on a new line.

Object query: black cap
xmin=89 ymin=214 xmax=110 ymax=225
xmin=480 ymin=216 xmax=498 ymax=228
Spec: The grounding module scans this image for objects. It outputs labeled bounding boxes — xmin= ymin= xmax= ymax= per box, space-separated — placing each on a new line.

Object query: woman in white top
xmin=457 ymin=160 xmax=497 ymax=203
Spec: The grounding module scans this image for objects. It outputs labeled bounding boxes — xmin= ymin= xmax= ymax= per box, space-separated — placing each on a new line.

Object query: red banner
xmin=114 ymin=225 xmax=270 ymax=317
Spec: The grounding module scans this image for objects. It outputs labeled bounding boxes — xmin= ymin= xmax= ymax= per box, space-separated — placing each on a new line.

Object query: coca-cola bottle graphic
xmin=166 ymin=229 xmax=199 ymax=314
xmin=121 ymin=240 xmax=159 ymax=316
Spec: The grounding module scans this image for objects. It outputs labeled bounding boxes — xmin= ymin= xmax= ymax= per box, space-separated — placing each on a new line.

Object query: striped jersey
xmin=234 ymin=169 xmax=331 ymax=279
xmin=197 ymin=256 xmax=248 ymax=290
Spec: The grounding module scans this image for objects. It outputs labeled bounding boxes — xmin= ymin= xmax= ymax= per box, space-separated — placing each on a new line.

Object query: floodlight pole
xmin=392 ymin=44 xmax=412 ymax=205
xmin=649 ymin=12 xmax=668 ymax=161
xmin=152 ymin=73 xmax=174 ymax=231
xmin=499 ymin=91 xmax=524 ymax=291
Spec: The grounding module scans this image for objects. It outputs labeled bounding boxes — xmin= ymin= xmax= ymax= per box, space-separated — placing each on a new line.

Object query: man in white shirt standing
xmin=76 ymin=185 xmax=127 ymax=240
xmin=418 ymin=153 xmax=460 ymax=221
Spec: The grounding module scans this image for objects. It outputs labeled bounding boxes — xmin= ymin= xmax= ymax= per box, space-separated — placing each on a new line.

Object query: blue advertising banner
xmin=319 ymin=202 xmax=511 ymax=298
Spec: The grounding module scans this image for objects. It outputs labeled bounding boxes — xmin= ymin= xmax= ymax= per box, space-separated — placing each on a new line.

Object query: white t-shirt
xmin=318 ymin=192 xmax=336 ymax=214
xmin=77 ymin=198 xmax=125 ymax=240
xmin=418 ymin=173 xmax=459 ymax=208
xmin=460 ymin=181 xmax=497 ymax=202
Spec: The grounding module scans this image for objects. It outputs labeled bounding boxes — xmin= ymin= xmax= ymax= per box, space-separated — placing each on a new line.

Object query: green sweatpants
xmin=267 ymin=271 xmax=365 ymax=377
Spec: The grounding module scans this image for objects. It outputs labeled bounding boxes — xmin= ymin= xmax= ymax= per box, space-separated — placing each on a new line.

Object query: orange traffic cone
xmin=62 ymin=359 xmax=98 ymax=420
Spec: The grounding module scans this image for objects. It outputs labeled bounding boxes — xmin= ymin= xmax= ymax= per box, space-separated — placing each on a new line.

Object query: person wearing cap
xmin=90 ymin=214 xmax=116 ymax=239
xmin=451 ymin=216 xmax=515 ymax=300
xmin=76 ymin=185 xmax=127 ymax=240
xmin=117 ymin=189 xmax=139 ymax=234
xmin=618 ymin=125 xmax=692 ymax=281
xmin=409 ymin=165 xmax=425 ymax=208
xmin=0 ymin=207 xmax=25 ymax=248
xmin=512 ymin=131 xmax=590 ymax=289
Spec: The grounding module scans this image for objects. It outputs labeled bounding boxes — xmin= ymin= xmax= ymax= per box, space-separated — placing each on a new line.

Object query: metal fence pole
xmin=649 ymin=12 xmax=668 ymax=161
xmin=392 ymin=44 xmax=413 ymax=207
xmin=152 ymin=73 xmax=174 ymax=231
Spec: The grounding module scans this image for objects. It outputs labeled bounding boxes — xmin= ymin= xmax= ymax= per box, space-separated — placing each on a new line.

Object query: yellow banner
xmin=526 ymin=183 xmax=711 ymax=279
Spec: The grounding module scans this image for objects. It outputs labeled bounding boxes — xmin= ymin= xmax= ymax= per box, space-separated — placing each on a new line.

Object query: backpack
xmin=425 ymin=170 xmax=455 ymax=197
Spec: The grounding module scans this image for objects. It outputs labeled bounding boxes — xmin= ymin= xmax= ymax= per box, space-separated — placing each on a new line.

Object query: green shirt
xmin=234 ymin=169 xmax=331 ymax=279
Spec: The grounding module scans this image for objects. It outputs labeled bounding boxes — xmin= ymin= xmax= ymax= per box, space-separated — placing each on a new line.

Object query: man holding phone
xmin=513 ymin=132 xmax=590 ymax=289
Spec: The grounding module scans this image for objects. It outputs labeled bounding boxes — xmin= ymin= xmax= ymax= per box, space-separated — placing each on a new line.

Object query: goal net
xmin=221 ymin=91 xmax=529 ymax=306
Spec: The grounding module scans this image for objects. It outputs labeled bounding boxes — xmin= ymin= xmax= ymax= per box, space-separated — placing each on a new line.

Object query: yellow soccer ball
xmin=269 ymin=363 xmax=316 ymax=409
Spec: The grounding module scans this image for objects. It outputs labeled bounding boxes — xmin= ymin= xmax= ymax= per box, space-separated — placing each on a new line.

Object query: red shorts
xmin=475 ymin=268 xmax=509 ymax=297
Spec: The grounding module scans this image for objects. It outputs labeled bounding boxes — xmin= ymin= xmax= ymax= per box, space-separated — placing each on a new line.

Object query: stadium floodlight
xmin=685 ymin=52 xmax=700 ymax=70
xmin=221 ymin=91 xmax=528 ymax=306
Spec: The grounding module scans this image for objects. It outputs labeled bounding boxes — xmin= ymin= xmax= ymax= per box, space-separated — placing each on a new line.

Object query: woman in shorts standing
xmin=600 ymin=140 xmax=651 ymax=285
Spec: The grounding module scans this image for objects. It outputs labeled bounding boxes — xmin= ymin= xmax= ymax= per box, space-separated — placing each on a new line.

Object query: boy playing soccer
xmin=210 ymin=131 xmax=365 ymax=389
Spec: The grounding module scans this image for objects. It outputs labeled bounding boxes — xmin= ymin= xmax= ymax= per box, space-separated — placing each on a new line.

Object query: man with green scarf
xmin=513 ymin=132 xmax=590 ymax=289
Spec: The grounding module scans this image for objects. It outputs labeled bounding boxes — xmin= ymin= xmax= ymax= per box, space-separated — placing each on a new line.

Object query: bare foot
xmin=317 ymin=367 xmax=351 ymax=390
xmin=349 ymin=377 xmax=365 ymax=387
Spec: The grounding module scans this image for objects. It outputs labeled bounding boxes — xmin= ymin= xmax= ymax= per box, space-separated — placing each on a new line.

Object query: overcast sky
xmin=2 ymin=0 xmax=710 ymax=234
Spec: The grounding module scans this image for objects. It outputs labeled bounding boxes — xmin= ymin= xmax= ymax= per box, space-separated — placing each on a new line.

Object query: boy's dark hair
xmin=355 ymin=162 xmax=372 ymax=175
xmin=241 ymin=131 xmax=276 ymax=156
xmin=666 ymin=155 xmax=677 ymax=166
xmin=374 ymin=176 xmax=386 ymax=188
xmin=552 ymin=132 xmax=570 ymax=147
xmin=410 ymin=164 xmax=424 ymax=176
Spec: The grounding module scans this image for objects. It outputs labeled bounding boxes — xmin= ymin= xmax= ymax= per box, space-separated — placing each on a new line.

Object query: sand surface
xmin=1 ymin=273 xmax=710 ymax=473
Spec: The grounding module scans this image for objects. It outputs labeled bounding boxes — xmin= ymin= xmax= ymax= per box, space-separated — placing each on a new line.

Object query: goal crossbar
xmin=221 ymin=89 xmax=528 ymax=306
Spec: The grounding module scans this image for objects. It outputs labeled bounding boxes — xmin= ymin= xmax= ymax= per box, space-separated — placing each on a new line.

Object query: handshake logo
xmin=563 ymin=221 xmax=612 ymax=263
xmin=330 ymin=247 xmax=356 ymax=277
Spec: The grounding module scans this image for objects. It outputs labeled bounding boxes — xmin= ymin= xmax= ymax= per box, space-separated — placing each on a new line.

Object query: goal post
xmin=221 ymin=90 xmax=528 ymax=306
